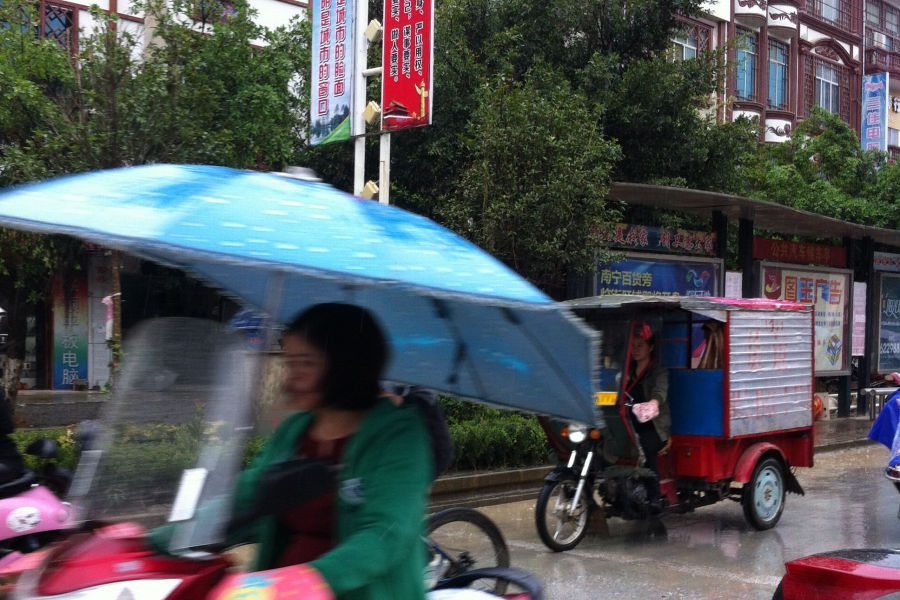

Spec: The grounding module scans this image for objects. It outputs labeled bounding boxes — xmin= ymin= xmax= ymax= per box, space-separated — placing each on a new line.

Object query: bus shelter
xmin=603 ymin=182 xmax=900 ymax=418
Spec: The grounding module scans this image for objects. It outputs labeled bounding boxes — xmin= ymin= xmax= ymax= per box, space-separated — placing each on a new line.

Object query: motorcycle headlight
xmin=567 ymin=424 xmax=588 ymax=444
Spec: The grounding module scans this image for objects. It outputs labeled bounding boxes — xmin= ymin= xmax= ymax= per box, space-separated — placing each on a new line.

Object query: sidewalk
xmin=814 ymin=415 xmax=875 ymax=451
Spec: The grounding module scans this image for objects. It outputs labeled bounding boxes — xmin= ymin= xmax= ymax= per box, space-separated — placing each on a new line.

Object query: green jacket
xmin=155 ymin=399 xmax=433 ymax=600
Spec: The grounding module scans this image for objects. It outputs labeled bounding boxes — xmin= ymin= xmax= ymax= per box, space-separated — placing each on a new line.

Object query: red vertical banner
xmin=381 ymin=0 xmax=433 ymax=130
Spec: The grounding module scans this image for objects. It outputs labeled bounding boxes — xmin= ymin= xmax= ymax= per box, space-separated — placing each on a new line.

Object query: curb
xmin=814 ymin=438 xmax=876 ymax=453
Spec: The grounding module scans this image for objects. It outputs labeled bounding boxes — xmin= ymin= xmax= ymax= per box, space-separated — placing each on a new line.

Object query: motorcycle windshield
xmin=69 ymin=318 xmax=259 ymax=552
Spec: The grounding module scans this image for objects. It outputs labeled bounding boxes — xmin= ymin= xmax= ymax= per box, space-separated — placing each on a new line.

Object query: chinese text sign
xmin=753 ymin=237 xmax=846 ymax=269
xmin=875 ymin=251 xmax=900 ymax=273
xmin=761 ymin=264 xmax=849 ymax=374
xmin=310 ymin=0 xmax=354 ymax=145
xmin=596 ymin=259 xmax=720 ymax=297
xmin=601 ymin=224 xmax=717 ymax=257
xmin=52 ymin=275 xmax=89 ymax=389
xmin=862 ymin=73 xmax=889 ymax=152
xmin=381 ymin=0 xmax=433 ymax=130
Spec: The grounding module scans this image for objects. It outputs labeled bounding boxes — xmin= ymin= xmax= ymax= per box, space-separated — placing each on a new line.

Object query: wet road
xmin=470 ymin=444 xmax=899 ymax=600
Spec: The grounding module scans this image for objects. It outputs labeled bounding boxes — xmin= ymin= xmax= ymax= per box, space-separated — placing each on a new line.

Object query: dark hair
xmin=285 ymin=303 xmax=390 ymax=411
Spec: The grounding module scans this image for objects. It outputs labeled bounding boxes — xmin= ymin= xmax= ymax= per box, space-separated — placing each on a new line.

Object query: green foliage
xmin=448 ymin=413 xmax=550 ymax=471
xmin=435 ymin=67 xmax=621 ymax=287
xmin=740 ymin=107 xmax=900 ymax=229
xmin=13 ymin=427 xmax=78 ymax=472
xmin=11 ymin=402 xmax=553 ymax=478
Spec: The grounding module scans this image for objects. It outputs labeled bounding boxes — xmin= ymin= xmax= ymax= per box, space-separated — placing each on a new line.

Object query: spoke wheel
xmin=426 ymin=507 xmax=510 ymax=595
xmin=535 ymin=478 xmax=591 ymax=552
xmin=742 ymin=457 xmax=786 ymax=531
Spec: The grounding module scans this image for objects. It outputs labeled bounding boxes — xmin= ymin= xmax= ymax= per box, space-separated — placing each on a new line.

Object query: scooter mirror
xmin=25 ymin=438 xmax=58 ymax=460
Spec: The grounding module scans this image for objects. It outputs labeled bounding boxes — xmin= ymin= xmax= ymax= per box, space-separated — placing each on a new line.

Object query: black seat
xmin=0 ymin=470 xmax=37 ymax=500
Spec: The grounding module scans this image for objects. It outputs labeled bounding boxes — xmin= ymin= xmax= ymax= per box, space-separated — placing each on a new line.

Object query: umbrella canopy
xmin=0 ymin=165 xmax=597 ymax=423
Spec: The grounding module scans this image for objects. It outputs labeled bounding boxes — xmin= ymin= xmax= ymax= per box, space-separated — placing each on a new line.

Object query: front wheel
xmin=535 ymin=477 xmax=591 ymax=552
xmin=426 ymin=507 xmax=510 ymax=595
xmin=742 ymin=457 xmax=786 ymax=530
xmin=771 ymin=578 xmax=784 ymax=600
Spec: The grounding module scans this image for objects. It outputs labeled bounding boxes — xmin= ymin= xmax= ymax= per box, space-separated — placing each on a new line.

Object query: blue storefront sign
xmin=596 ymin=258 xmax=720 ymax=297
xmin=863 ymin=73 xmax=889 ymax=152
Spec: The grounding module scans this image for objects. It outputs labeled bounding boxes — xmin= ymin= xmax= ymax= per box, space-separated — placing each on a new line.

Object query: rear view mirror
xmin=255 ymin=459 xmax=333 ymax=516
xmin=25 ymin=439 xmax=58 ymax=460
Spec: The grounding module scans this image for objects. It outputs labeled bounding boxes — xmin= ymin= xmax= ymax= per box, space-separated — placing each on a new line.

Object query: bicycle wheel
xmin=426 ymin=507 xmax=511 ymax=595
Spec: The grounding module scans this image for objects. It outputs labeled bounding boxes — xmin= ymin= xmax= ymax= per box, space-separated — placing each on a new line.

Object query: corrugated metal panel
xmin=728 ymin=311 xmax=813 ymax=437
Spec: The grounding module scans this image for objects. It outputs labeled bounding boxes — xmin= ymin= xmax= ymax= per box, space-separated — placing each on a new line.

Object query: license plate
xmin=595 ymin=392 xmax=617 ymax=406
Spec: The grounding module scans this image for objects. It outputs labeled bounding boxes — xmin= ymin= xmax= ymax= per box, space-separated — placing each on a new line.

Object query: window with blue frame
xmin=767 ymin=40 xmax=788 ymax=110
xmin=0 ymin=0 xmax=76 ymax=52
xmin=735 ymin=29 xmax=758 ymax=102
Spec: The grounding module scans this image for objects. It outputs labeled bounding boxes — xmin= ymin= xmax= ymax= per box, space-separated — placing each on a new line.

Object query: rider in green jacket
xmin=235 ymin=397 xmax=432 ymax=600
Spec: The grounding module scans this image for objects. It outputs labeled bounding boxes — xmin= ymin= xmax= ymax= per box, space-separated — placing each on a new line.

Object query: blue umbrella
xmin=0 ymin=164 xmax=597 ymax=423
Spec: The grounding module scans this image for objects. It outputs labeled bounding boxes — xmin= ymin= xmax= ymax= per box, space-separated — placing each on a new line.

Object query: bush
xmin=447 ymin=412 xmax=552 ymax=472
xmin=9 ymin=401 xmax=553 ymax=480
xmin=13 ymin=428 xmax=78 ymax=471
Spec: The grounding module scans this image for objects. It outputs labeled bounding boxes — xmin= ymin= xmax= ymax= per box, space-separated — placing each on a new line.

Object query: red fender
xmin=733 ymin=442 xmax=786 ymax=484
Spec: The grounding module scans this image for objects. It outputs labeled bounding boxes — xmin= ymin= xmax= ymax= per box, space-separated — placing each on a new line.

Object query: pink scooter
xmin=0 ymin=438 xmax=74 ymax=580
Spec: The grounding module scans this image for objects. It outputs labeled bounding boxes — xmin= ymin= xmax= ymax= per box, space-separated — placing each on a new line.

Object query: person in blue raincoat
xmin=869 ymin=374 xmax=900 ymax=475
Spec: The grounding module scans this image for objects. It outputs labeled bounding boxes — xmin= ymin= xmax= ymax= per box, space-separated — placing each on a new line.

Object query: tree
xmin=740 ymin=107 xmax=898 ymax=228
xmin=435 ymin=68 xmax=622 ymax=292
xmin=0 ymin=0 xmax=309 ymax=405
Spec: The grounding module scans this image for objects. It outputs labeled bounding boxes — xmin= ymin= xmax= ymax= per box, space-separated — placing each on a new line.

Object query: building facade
xmin=689 ymin=0 xmax=872 ymax=145
xmin=27 ymin=0 xmax=306 ymax=58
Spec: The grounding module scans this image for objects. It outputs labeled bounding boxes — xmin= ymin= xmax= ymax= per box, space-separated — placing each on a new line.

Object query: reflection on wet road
xmin=472 ymin=444 xmax=897 ymax=599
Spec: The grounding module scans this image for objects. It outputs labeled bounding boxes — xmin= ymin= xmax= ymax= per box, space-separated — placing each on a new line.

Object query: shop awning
xmin=609 ymin=183 xmax=900 ymax=248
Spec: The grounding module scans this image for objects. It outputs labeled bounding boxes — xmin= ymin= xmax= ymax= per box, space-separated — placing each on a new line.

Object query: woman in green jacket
xmin=233 ymin=303 xmax=433 ymax=600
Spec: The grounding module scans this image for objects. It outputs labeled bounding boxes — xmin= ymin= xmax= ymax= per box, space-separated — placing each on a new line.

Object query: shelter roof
xmin=564 ymin=294 xmax=810 ymax=313
xmin=609 ymin=183 xmax=900 ymax=248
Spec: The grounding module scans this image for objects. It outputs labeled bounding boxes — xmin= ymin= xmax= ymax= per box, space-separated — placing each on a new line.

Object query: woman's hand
xmin=633 ymin=400 xmax=659 ymax=423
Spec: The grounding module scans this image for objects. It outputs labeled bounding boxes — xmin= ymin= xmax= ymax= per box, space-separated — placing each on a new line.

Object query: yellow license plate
xmin=595 ymin=392 xmax=617 ymax=406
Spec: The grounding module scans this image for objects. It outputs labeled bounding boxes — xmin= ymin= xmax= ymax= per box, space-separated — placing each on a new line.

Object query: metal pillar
xmin=738 ymin=218 xmax=755 ymax=298
xmin=712 ymin=211 xmax=728 ymax=295
xmin=836 ymin=236 xmax=855 ymax=417
xmin=861 ymin=236 xmax=877 ymax=406
xmin=379 ymin=132 xmax=391 ymax=205
xmin=351 ymin=0 xmax=368 ymax=196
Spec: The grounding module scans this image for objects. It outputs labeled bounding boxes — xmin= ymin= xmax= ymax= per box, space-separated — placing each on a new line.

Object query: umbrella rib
xmin=432 ymin=299 xmax=489 ymax=401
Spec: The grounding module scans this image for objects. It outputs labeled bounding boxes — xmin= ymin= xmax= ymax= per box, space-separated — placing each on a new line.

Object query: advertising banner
xmin=878 ymin=274 xmax=900 ymax=373
xmin=753 ymin=237 xmax=846 ymax=268
xmin=875 ymin=251 xmax=900 ymax=272
xmin=381 ymin=0 xmax=433 ymax=131
xmin=853 ymin=282 xmax=866 ymax=356
xmin=310 ymin=0 xmax=354 ymax=145
xmin=596 ymin=257 xmax=720 ymax=297
xmin=601 ymin=224 xmax=717 ymax=257
xmin=725 ymin=271 xmax=743 ymax=299
xmin=52 ymin=275 xmax=89 ymax=389
xmin=760 ymin=263 xmax=850 ymax=374
xmin=863 ymin=73 xmax=889 ymax=152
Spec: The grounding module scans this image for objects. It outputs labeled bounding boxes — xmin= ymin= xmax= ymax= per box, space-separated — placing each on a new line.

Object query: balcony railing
xmin=803 ymin=0 xmax=860 ymax=33
xmin=890 ymin=145 xmax=900 ymax=164
xmin=865 ymin=47 xmax=900 ymax=77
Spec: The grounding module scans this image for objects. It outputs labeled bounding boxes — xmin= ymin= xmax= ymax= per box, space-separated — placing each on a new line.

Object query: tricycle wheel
xmin=771 ymin=578 xmax=784 ymax=600
xmin=535 ymin=478 xmax=591 ymax=552
xmin=742 ymin=457 xmax=785 ymax=530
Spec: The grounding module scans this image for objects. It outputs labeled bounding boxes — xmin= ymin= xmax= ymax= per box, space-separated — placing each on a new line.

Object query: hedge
xmin=11 ymin=403 xmax=554 ymax=477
